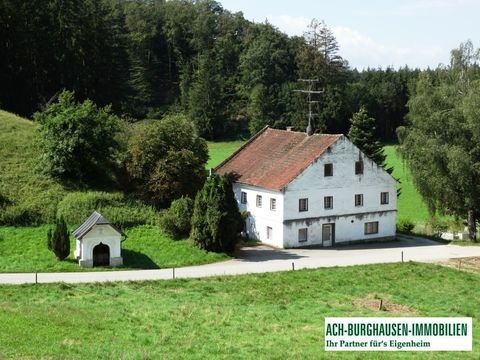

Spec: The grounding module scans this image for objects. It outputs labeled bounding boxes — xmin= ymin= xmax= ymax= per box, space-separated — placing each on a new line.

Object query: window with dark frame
xmin=270 ymin=198 xmax=277 ymax=211
xmin=364 ymin=221 xmax=379 ymax=234
xmin=324 ymin=196 xmax=333 ymax=209
xmin=241 ymin=191 xmax=247 ymax=204
xmin=256 ymin=195 xmax=262 ymax=207
xmin=380 ymin=192 xmax=389 ymax=205
xmin=298 ymin=228 xmax=308 ymax=242
xmin=324 ymin=163 xmax=333 ymax=177
xmin=299 ymin=198 xmax=308 ymax=212
xmin=355 ymin=160 xmax=364 ymax=175
xmin=355 ymin=194 xmax=363 ymax=207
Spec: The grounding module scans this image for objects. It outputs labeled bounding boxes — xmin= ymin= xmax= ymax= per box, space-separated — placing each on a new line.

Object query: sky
xmin=219 ymin=0 xmax=479 ymax=70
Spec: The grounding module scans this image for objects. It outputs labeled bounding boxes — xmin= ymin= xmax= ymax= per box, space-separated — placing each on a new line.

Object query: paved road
xmin=2 ymin=235 xmax=480 ymax=284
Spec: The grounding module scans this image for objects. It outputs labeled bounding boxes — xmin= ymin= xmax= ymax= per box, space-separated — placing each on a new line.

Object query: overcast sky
xmin=219 ymin=0 xmax=479 ymax=70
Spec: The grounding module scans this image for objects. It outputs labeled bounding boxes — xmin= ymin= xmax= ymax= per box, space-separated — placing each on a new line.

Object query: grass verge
xmin=0 ymin=225 xmax=227 ymax=272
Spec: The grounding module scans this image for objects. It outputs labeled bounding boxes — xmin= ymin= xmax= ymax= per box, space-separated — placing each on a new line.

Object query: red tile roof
xmin=215 ymin=127 xmax=342 ymax=191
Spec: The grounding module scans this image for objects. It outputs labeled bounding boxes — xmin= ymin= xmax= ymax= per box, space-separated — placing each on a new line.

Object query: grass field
xmin=206 ymin=140 xmax=245 ymax=169
xmin=0 ymin=226 xmax=227 ymax=272
xmin=0 ymin=110 xmax=66 ymax=224
xmin=383 ymin=145 xmax=430 ymax=223
xmin=0 ymin=262 xmax=479 ymax=359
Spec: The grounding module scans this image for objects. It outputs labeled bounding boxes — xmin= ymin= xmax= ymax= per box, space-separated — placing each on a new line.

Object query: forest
xmin=0 ymin=0 xmax=420 ymax=141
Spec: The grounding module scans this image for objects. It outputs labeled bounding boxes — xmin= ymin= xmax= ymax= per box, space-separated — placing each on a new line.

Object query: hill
xmin=0 ymin=110 xmax=66 ymax=224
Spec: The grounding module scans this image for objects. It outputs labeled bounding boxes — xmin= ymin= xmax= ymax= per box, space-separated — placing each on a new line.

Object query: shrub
xmin=57 ymin=191 xmax=158 ymax=227
xmin=396 ymin=218 xmax=415 ymax=233
xmin=47 ymin=216 xmax=70 ymax=260
xmin=191 ymin=175 xmax=243 ymax=253
xmin=159 ymin=197 xmax=194 ymax=239
xmin=0 ymin=205 xmax=43 ymax=226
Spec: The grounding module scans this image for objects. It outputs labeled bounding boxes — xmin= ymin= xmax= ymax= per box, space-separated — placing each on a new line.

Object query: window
xmin=256 ymin=195 xmax=262 ymax=207
xmin=270 ymin=198 xmax=277 ymax=211
xmin=380 ymin=192 xmax=389 ymax=205
xmin=324 ymin=163 xmax=333 ymax=177
xmin=299 ymin=198 xmax=308 ymax=212
xmin=324 ymin=196 xmax=333 ymax=209
xmin=241 ymin=191 xmax=247 ymax=204
xmin=364 ymin=221 xmax=379 ymax=235
xmin=355 ymin=194 xmax=363 ymax=207
xmin=298 ymin=228 xmax=308 ymax=242
xmin=355 ymin=160 xmax=364 ymax=175
xmin=267 ymin=226 xmax=273 ymax=240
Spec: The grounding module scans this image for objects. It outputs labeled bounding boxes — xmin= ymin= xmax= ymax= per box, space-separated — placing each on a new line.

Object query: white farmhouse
xmin=73 ymin=211 xmax=124 ymax=267
xmin=215 ymin=127 xmax=397 ymax=248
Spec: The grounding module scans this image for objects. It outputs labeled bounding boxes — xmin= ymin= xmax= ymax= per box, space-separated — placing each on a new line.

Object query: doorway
xmin=322 ymin=224 xmax=335 ymax=247
xmin=93 ymin=243 xmax=110 ymax=267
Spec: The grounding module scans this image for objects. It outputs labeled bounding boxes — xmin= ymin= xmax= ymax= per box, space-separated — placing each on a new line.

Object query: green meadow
xmin=0 ymin=262 xmax=479 ymax=359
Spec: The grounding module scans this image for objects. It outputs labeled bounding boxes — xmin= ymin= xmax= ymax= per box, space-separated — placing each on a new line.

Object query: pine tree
xmin=348 ymin=106 xmax=392 ymax=173
xmin=190 ymin=174 xmax=243 ymax=253
xmin=47 ymin=216 xmax=70 ymax=261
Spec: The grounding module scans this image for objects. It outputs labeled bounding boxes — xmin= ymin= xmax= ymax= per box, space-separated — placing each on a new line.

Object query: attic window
xmin=299 ymin=198 xmax=308 ymax=212
xmin=324 ymin=163 xmax=333 ymax=177
xmin=355 ymin=161 xmax=364 ymax=175
xmin=381 ymin=192 xmax=389 ymax=205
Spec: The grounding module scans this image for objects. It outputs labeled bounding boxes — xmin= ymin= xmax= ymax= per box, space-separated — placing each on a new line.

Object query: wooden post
xmin=173 ymin=267 xmax=175 ymax=279
xmin=35 ymin=272 xmax=38 ymax=285
xmin=401 ymin=251 xmax=404 ymax=263
xmin=292 ymin=262 xmax=295 ymax=271
xmin=458 ymin=259 xmax=462 ymax=271
xmin=379 ymin=299 xmax=383 ymax=311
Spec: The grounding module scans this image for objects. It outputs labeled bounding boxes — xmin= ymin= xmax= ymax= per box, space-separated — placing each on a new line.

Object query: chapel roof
xmin=72 ymin=211 xmax=122 ymax=240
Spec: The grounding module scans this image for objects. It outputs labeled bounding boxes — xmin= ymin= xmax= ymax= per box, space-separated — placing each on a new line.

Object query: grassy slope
xmin=383 ymin=145 xmax=430 ymax=223
xmin=0 ymin=226 xmax=227 ymax=272
xmin=0 ymin=110 xmax=66 ymax=223
xmin=0 ymin=262 xmax=479 ymax=359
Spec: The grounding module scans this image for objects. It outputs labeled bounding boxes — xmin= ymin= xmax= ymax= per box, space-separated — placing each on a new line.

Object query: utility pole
xmin=294 ymin=79 xmax=324 ymax=135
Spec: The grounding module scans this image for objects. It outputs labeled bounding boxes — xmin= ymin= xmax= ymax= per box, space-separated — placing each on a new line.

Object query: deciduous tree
xmin=399 ymin=41 xmax=480 ymax=240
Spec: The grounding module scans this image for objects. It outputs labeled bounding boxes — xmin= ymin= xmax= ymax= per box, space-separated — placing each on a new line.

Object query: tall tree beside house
xmin=47 ymin=216 xmax=70 ymax=261
xmin=399 ymin=41 xmax=480 ymax=241
xmin=191 ymin=174 xmax=243 ymax=253
xmin=347 ymin=106 xmax=392 ymax=173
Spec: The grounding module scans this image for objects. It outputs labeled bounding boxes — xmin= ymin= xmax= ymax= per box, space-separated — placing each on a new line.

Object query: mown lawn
xmin=0 ymin=225 xmax=227 ymax=272
xmin=0 ymin=262 xmax=479 ymax=359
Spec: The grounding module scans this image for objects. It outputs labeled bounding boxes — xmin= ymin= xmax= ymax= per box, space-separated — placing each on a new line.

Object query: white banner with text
xmin=325 ymin=317 xmax=472 ymax=351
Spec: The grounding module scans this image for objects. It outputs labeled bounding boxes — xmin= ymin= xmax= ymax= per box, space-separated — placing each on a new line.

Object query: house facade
xmin=215 ymin=127 xmax=397 ymax=248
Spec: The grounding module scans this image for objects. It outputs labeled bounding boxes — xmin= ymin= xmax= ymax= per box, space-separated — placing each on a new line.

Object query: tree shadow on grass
xmin=122 ymin=249 xmax=160 ymax=269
